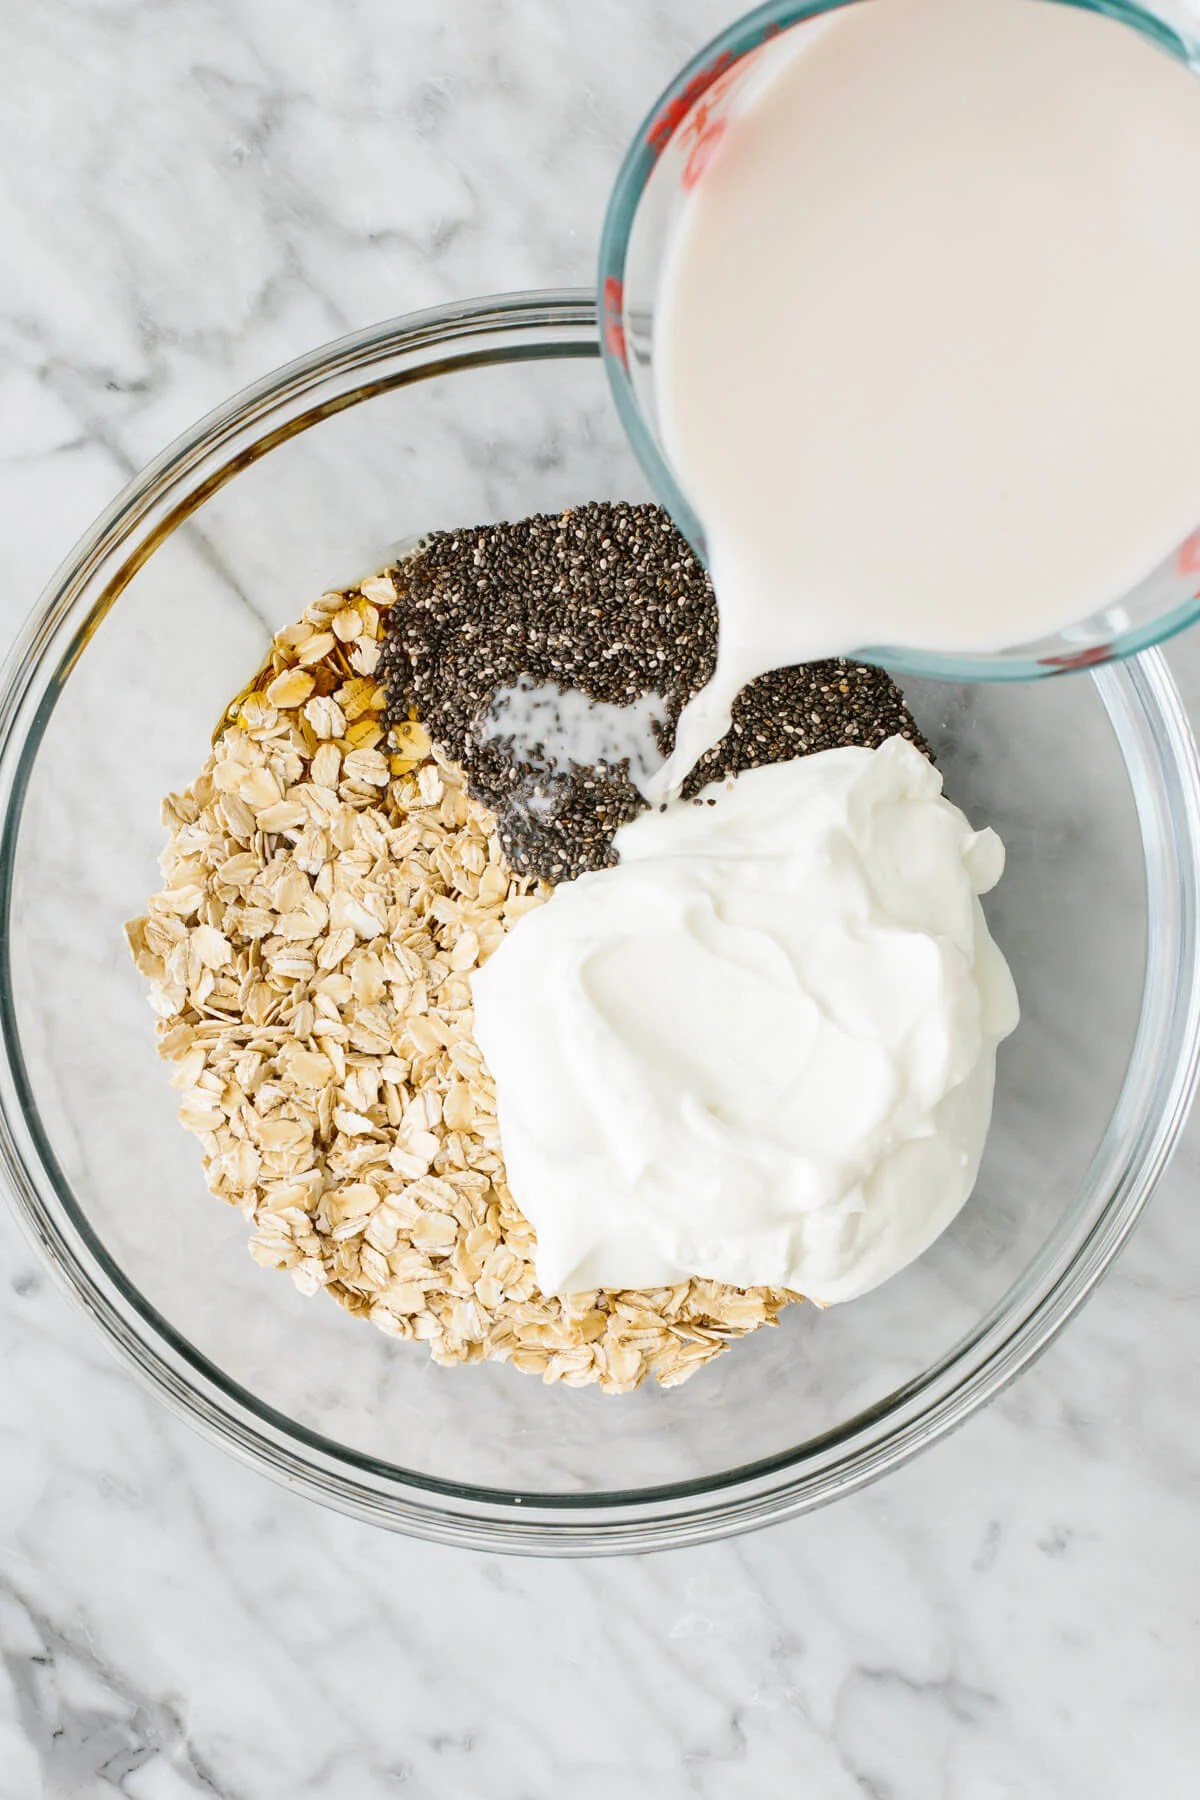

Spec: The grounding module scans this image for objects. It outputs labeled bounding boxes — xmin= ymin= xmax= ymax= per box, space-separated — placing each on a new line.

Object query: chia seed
xmin=380 ymin=502 xmax=929 ymax=883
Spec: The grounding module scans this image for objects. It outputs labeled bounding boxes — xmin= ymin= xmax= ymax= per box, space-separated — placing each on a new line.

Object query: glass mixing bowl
xmin=598 ymin=0 xmax=1200 ymax=681
xmin=1 ymin=290 xmax=1199 ymax=1554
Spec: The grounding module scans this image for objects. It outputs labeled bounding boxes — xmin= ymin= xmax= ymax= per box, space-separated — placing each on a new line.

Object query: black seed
xmin=379 ymin=502 xmax=929 ymax=884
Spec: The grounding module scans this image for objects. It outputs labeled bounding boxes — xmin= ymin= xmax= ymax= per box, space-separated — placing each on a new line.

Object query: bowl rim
xmin=1 ymin=287 xmax=1199 ymax=1554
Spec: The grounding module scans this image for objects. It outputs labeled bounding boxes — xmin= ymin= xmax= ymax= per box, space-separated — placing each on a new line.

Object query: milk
xmin=480 ymin=677 xmax=668 ymax=797
xmin=652 ymin=0 xmax=1200 ymax=793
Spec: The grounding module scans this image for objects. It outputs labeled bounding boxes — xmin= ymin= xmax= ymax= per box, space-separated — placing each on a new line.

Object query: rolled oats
xmin=128 ymin=581 xmax=797 ymax=1391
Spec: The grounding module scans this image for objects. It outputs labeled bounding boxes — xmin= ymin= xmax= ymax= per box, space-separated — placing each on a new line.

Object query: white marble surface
xmin=1 ymin=2 xmax=1199 ymax=1794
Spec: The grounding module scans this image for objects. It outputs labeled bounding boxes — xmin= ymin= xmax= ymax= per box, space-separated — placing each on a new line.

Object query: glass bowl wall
xmin=0 ymin=291 xmax=1197 ymax=1553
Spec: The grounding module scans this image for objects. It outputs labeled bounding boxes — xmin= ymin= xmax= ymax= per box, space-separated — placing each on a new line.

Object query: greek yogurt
xmin=470 ymin=736 xmax=1018 ymax=1301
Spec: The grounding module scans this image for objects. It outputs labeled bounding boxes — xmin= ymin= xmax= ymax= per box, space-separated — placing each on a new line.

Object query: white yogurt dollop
xmin=470 ymin=736 xmax=1018 ymax=1302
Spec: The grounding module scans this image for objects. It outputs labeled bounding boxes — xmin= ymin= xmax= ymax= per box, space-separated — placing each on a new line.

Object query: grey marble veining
xmin=2 ymin=1 xmax=1199 ymax=1796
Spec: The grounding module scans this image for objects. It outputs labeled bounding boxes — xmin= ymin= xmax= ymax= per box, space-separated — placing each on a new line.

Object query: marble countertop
xmin=2 ymin=2 xmax=1198 ymax=1794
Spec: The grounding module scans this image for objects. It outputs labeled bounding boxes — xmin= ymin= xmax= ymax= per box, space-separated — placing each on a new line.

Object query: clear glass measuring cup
xmin=597 ymin=0 xmax=1200 ymax=680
